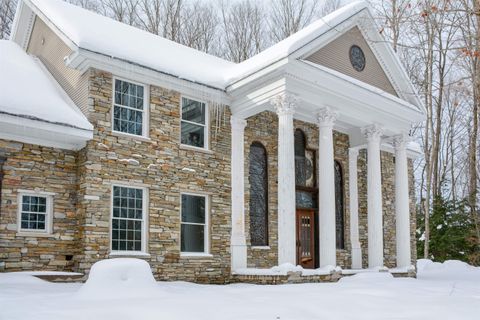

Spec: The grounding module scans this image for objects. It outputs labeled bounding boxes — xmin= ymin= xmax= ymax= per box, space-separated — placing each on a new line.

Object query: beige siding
xmin=27 ymin=16 xmax=90 ymax=116
xmin=305 ymin=27 xmax=398 ymax=97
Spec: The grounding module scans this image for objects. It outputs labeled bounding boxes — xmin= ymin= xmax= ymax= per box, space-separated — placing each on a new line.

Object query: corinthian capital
xmin=392 ymin=133 xmax=410 ymax=150
xmin=271 ymin=93 xmax=298 ymax=115
xmin=230 ymin=116 xmax=247 ymax=131
xmin=317 ymin=107 xmax=337 ymax=127
xmin=361 ymin=124 xmax=384 ymax=141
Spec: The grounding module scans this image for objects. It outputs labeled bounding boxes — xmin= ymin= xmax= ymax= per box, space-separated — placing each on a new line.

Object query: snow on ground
xmin=0 ymin=259 xmax=479 ymax=320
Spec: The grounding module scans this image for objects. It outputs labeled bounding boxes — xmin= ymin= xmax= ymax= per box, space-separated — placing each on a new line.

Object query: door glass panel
xmin=296 ymin=191 xmax=315 ymax=208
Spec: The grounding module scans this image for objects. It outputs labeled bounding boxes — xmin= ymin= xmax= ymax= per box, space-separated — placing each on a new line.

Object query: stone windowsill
xmin=109 ymin=251 xmax=151 ymax=258
xmin=180 ymin=253 xmax=214 ymax=259
xmin=179 ymin=144 xmax=214 ymax=154
xmin=251 ymin=246 xmax=271 ymax=250
xmin=16 ymin=232 xmax=54 ymax=238
xmin=111 ymin=131 xmax=152 ymax=142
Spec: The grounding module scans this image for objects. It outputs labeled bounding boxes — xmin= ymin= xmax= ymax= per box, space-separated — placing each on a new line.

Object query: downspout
xmin=0 ymin=155 xmax=6 ymax=215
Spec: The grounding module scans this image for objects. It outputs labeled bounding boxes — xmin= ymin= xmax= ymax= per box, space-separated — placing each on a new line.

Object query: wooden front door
xmin=296 ymin=209 xmax=315 ymax=269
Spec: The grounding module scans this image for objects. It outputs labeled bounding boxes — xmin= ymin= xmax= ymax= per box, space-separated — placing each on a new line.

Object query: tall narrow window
xmin=181 ymin=194 xmax=208 ymax=253
xmin=335 ymin=160 xmax=345 ymax=249
xmin=181 ymin=97 xmax=207 ymax=149
xmin=111 ymin=186 xmax=145 ymax=252
xmin=113 ymin=79 xmax=146 ymax=136
xmin=295 ymin=129 xmax=316 ymax=208
xmin=249 ymin=142 xmax=268 ymax=246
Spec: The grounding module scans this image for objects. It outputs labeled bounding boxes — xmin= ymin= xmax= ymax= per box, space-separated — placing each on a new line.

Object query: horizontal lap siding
xmin=305 ymin=27 xmax=398 ymax=97
xmin=26 ymin=16 xmax=90 ymax=116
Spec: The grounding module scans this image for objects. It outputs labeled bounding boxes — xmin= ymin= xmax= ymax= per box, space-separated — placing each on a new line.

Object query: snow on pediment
xmin=305 ymin=27 xmax=398 ymax=97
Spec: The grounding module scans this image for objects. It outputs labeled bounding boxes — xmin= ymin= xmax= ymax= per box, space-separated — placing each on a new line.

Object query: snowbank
xmin=417 ymin=259 xmax=480 ymax=282
xmin=77 ymin=258 xmax=160 ymax=299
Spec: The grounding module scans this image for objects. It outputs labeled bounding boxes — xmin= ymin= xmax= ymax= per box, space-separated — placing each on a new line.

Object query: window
xmin=249 ymin=142 xmax=268 ymax=246
xmin=111 ymin=186 xmax=146 ymax=252
xmin=181 ymin=194 xmax=208 ymax=253
xmin=181 ymin=97 xmax=207 ymax=148
xmin=294 ymin=129 xmax=316 ymax=209
xmin=18 ymin=193 xmax=52 ymax=233
xmin=335 ymin=161 xmax=345 ymax=249
xmin=113 ymin=79 xmax=146 ymax=136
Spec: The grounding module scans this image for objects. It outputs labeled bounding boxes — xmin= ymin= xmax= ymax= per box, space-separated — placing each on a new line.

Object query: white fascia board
xmin=286 ymin=61 xmax=424 ymax=133
xmin=288 ymin=8 xmax=425 ymax=115
xmin=22 ymin=0 xmax=79 ymax=52
xmin=0 ymin=113 xmax=93 ymax=151
xmin=67 ymin=49 xmax=231 ymax=106
xmin=10 ymin=0 xmax=36 ymax=49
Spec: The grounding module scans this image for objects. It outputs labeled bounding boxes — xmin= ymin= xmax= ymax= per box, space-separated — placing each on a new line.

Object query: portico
xmin=227 ymin=4 xmax=425 ymax=274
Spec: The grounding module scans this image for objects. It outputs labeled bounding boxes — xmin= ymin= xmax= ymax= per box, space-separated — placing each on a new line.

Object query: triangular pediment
xmin=305 ymin=27 xmax=398 ymax=97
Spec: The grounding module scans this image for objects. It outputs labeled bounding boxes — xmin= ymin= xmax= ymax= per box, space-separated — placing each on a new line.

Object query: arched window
xmin=335 ymin=160 xmax=345 ymax=249
xmin=249 ymin=142 xmax=268 ymax=246
xmin=294 ymin=129 xmax=307 ymax=187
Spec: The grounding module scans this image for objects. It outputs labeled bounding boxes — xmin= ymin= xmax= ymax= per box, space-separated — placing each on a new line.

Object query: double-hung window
xmin=113 ymin=79 xmax=146 ymax=136
xmin=181 ymin=97 xmax=207 ymax=149
xmin=18 ymin=193 xmax=52 ymax=234
xmin=180 ymin=194 xmax=208 ymax=254
xmin=111 ymin=186 xmax=146 ymax=252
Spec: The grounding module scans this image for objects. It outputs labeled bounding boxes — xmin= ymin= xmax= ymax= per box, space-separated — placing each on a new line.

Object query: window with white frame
xmin=180 ymin=194 xmax=208 ymax=253
xmin=111 ymin=186 xmax=145 ymax=252
xmin=18 ymin=193 xmax=52 ymax=233
xmin=113 ymin=79 xmax=146 ymax=136
xmin=181 ymin=97 xmax=207 ymax=148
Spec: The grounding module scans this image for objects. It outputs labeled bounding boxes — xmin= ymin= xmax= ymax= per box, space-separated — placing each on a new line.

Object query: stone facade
xmin=0 ymin=140 xmax=78 ymax=271
xmin=0 ymin=69 xmax=417 ymax=281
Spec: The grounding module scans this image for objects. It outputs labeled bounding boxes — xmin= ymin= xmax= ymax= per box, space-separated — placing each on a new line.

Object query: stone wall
xmin=0 ymin=140 xmax=79 ymax=271
xmin=243 ymin=111 xmax=352 ymax=269
xmin=75 ymin=69 xmax=232 ymax=283
xmin=358 ymin=151 xmax=417 ymax=268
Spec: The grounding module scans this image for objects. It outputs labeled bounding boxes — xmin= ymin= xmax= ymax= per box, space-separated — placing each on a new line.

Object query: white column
xmin=271 ymin=94 xmax=297 ymax=265
xmin=362 ymin=124 xmax=384 ymax=268
xmin=348 ymin=148 xmax=362 ymax=269
xmin=230 ymin=116 xmax=247 ymax=272
xmin=317 ymin=108 xmax=337 ymax=268
xmin=393 ymin=134 xmax=411 ymax=268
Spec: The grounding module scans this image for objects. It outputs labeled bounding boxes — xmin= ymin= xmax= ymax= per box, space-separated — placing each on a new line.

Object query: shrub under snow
xmin=77 ymin=258 xmax=159 ymax=299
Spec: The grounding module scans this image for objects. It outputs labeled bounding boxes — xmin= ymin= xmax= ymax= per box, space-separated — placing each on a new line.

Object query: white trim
xmin=109 ymin=184 xmax=149 ymax=255
xmin=111 ymin=76 xmax=150 ymax=139
xmin=180 ymin=95 xmax=210 ymax=151
xmin=17 ymin=191 xmax=53 ymax=235
xmin=180 ymin=192 xmax=210 ymax=255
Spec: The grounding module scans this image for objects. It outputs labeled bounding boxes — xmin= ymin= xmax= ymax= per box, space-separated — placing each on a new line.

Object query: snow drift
xmin=77 ymin=258 xmax=160 ymax=299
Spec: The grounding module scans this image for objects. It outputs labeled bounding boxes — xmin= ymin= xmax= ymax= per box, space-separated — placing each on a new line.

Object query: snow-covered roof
xmin=0 ymin=40 xmax=92 ymax=131
xmin=24 ymin=0 xmax=368 ymax=90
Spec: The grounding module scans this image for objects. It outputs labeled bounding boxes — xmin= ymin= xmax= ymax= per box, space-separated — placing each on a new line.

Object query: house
xmin=0 ymin=0 xmax=425 ymax=283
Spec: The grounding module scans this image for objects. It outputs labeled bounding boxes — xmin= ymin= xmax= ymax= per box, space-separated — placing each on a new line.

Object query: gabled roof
xmin=11 ymin=0 xmax=423 ymax=113
xmin=0 ymin=40 xmax=93 ymax=150
xmin=0 ymin=40 xmax=92 ymax=131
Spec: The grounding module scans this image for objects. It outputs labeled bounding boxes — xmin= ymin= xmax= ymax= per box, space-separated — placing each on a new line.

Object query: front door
xmin=296 ymin=209 xmax=315 ymax=269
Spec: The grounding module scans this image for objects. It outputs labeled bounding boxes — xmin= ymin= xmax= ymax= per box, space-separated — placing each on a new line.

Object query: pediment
xmin=304 ymin=27 xmax=398 ymax=97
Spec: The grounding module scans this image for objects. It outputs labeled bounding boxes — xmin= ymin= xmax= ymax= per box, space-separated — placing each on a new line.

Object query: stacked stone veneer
xmin=0 ymin=68 xmax=416 ymax=280
xmin=0 ymin=140 xmax=78 ymax=271
xmin=244 ymin=111 xmax=416 ymax=270
xmin=74 ymin=69 xmax=232 ymax=283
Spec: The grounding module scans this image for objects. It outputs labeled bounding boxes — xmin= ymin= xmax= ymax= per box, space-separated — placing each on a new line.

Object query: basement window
xmin=113 ymin=78 xmax=148 ymax=137
xmin=17 ymin=193 xmax=53 ymax=234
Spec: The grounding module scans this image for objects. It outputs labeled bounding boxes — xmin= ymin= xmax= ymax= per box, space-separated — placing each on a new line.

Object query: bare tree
xmin=179 ymin=1 xmax=219 ymax=54
xmin=0 ymin=0 xmax=17 ymax=40
xmin=220 ymin=0 xmax=265 ymax=63
xmin=269 ymin=0 xmax=319 ymax=42
xmin=101 ymin=0 xmax=139 ymax=26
